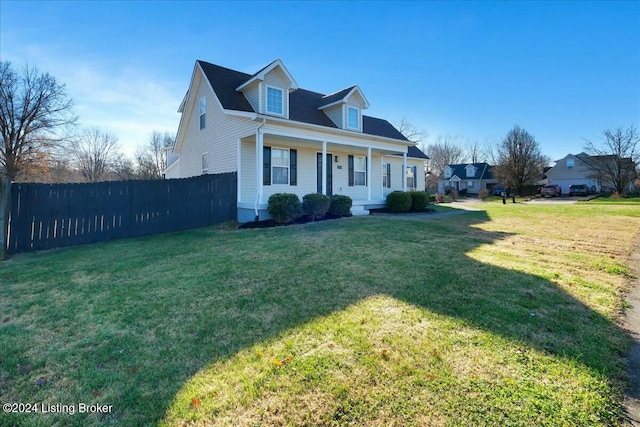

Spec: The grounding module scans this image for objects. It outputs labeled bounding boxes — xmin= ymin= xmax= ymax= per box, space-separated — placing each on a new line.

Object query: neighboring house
xmin=166 ymin=59 xmax=428 ymax=222
xmin=437 ymin=163 xmax=497 ymax=194
xmin=546 ymin=152 xmax=635 ymax=194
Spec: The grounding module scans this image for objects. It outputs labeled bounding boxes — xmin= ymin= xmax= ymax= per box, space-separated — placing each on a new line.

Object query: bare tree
xmin=466 ymin=139 xmax=484 ymax=163
xmin=493 ymin=125 xmax=548 ymax=195
xmin=583 ymin=125 xmax=639 ymax=193
xmin=68 ymin=127 xmax=123 ymax=182
xmin=0 ymin=61 xmax=76 ymax=181
xmin=395 ymin=117 xmax=429 ymax=153
xmin=135 ymin=131 xmax=173 ymax=179
xmin=425 ymin=135 xmax=465 ymax=189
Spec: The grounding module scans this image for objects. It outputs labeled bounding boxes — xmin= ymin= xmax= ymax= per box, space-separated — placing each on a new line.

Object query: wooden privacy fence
xmin=5 ymin=173 xmax=237 ymax=254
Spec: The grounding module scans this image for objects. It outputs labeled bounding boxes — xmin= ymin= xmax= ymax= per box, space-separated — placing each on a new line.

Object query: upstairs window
xmin=199 ymin=96 xmax=206 ymax=130
xmin=266 ymin=86 xmax=284 ymax=115
xmin=347 ymin=107 xmax=359 ymax=130
xmin=566 ymin=158 xmax=575 ymax=168
xmin=466 ymin=166 xmax=475 ymax=177
xmin=444 ymin=167 xmax=452 ymax=179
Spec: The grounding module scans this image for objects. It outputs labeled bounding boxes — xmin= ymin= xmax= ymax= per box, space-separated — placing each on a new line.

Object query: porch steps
xmin=350 ymin=205 xmax=370 ymax=216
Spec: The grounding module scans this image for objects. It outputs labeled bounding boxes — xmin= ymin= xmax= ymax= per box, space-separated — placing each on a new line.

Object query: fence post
xmin=0 ymin=176 xmax=11 ymax=260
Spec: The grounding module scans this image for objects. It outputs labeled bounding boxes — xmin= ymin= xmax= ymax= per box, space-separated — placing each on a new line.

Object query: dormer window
xmin=444 ymin=167 xmax=452 ymax=179
xmin=266 ymin=86 xmax=284 ymax=115
xmin=566 ymin=158 xmax=575 ymax=168
xmin=347 ymin=107 xmax=359 ymax=130
xmin=466 ymin=166 xmax=475 ymax=177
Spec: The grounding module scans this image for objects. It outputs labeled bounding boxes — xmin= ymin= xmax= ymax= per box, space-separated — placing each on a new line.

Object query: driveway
xmin=524 ymin=195 xmax=596 ymax=204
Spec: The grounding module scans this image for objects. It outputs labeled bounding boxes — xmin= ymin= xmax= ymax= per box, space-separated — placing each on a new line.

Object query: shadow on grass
xmin=0 ymin=210 xmax=633 ymax=425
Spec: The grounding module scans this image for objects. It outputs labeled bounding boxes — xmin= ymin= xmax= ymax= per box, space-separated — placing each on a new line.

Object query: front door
xmin=316 ymin=153 xmax=333 ymax=195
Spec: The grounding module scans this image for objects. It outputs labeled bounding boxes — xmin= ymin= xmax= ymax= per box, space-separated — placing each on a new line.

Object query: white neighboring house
xmin=165 ymin=59 xmax=429 ymax=222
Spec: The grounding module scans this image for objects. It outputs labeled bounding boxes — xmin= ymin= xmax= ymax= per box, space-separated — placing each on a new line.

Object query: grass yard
xmin=1 ymin=202 xmax=639 ymax=426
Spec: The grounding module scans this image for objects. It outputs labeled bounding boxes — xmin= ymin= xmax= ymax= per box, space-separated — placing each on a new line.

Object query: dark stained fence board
xmin=6 ymin=173 xmax=236 ymax=254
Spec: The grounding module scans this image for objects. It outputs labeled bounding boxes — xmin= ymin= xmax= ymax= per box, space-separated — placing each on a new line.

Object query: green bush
xmin=328 ymin=195 xmax=352 ymax=216
xmin=267 ymin=193 xmax=302 ymax=224
xmin=386 ymin=191 xmax=412 ymax=212
xmin=409 ymin=191 xmax=429 ymax=211
xmin=302 ymin=193 xmax=331 ymax=220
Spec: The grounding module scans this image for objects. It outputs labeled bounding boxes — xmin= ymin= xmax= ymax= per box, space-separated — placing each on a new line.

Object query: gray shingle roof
xmin=196 ymin=60 xmax=428 ymax=159
xmin=444 ymin=163 xmax=493 ymax=180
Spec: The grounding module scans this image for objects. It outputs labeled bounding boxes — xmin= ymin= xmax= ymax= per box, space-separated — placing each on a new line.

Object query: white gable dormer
xmin=236 ymin=59 xmax=298 ymax=119
xmin=444 ymin=166 xmax=452 ymax=179
xmin=465 ymin=164 xmax=476 ymax=178
xmin=319 ymin=85 xmax=370 ymax=132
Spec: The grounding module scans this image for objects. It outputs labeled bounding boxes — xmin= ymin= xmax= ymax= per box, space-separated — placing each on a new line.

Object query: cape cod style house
xmin=437 ymin=162 xmax=497 ymax=194
xmin=165 ymin=59 xmax=428 ymax=222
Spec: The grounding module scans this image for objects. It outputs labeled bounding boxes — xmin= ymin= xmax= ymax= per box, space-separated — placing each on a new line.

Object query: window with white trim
xmin=354 ymin=156 xmax=366 ymax=186
xmin=566 ymin=158 xmax=575 ymax=168
xmin=466 ymin=166 xmax=475 ymax=177
xmin=406 ymin=166 xmax=416 ymax=189
xmin=201 ymin=153 xmax=209 ymax=175
xmin=266 ymin=86 xmax=284 ymax=115
xmin=199 ymin=96 xmax=206 ymax=130
xmin=382 ymin=163 xmax=391 ymax=188
xmin=271 ymin=148 xmax=290 ymax=184
xmin=347 ymin=107 xmax=359 ymax=129
xmin=468 ymin=181 xmax=474 ymax=188
xmin=444 ymin=167 xmax=452 ymax=179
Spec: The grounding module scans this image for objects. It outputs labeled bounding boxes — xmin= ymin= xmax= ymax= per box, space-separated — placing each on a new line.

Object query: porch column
xmin=367 ymin=147 xmax=372 ymax=201
xmin=322 ymin=141 xmax=327 ymax=195
xmin=402 ymin=152 xmax=407 ymax=192
xmin=380 ymin=155 xmax=384 ymax=199
xmin=256 ymin=129 xmax=264 ymax=208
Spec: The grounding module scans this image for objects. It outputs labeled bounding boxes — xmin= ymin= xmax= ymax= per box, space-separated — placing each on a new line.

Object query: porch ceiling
xmin=241 ymin=133 xmax=406 ymax=155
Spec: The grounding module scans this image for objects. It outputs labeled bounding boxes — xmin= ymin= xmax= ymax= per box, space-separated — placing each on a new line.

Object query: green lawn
xmin=583 ymin=193 xmax=640 ymax=205
xmin=1 ymin=203 xmax=639 ymax=426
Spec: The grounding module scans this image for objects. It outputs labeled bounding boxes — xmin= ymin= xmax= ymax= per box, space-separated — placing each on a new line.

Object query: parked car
xmin=492 ymin=185 xmax=506 ymax=196
xmin=569 ymin=184 xmax=589 ymax=196
xmin=541 ymin=184 xmax=562 ymax=197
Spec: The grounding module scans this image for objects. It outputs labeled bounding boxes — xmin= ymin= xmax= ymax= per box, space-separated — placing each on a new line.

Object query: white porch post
xmin=256 ymin=129 xmax=264 ymax=211
xmin=402 ymin=152 xmax=407 ymax=192
xmin=367 ymin=147 xmax=372 ymax=201
xmin=322 ymin=141 xmax=327 ymax=195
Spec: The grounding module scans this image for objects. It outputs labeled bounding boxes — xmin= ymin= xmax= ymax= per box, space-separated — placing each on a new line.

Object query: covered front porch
xmin=236 ymin=123 xmax=416 ymax=222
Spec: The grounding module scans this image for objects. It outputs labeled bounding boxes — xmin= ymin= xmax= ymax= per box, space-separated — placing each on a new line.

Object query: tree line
xmin=396 ymin=118 xmax=639 ymax=195
xmin=0 ymin=61 xmax=173 ymax=183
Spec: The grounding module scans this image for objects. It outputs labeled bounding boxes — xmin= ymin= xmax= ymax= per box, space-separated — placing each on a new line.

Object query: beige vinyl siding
xmin=240 ymin=140 xmax=257 ymax=200
xmin=324 ymin=105 xmax=343 ymax=129
xmin=346 ymin=91 xmax=365 ymax=109
xmin=263 ymin=68 xmax=289 ymax=117
xmin=177 ymin=72 xmax=257 ymax=178
xmin=242 ymin=81 xmax=260 ymax=112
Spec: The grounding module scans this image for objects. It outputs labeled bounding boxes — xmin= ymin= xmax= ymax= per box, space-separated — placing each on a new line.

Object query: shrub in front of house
xmin=409 ymin=191 xmax=429 ymax=211
xmin=449 ymin=190 xmax=459 ymax=202
xmin=328 ymin=195 xmax=353 ymax=217
xmin=478 ymin=189 xmax=488 ymax=201
xmin=267 ymin=193 xmax=302 ymax=224
xmin=302 ymin=193 xmax=331 ymax=220
xmin=386 ymin=191 xmax=412 ymax=212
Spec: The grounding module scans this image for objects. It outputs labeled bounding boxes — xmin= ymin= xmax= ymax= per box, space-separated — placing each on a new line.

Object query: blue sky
xmin=2 ymin=1 xmax=639 ymax=163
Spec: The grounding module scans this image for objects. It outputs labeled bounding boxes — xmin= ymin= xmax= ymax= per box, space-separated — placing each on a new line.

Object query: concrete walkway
xmin=625 ymin=239 xmax=640 ymax=426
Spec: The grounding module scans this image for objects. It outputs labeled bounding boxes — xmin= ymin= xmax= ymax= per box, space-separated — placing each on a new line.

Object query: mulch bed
xmin=369 ymin=208 xmax=438 ymax=215
xmin=238 ymin=213 xmax=350 ymax=229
